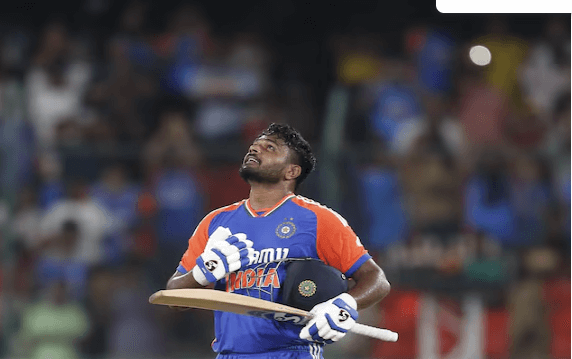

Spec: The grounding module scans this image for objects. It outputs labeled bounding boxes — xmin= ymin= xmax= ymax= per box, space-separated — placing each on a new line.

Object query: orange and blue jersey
xmin=177 ymin=194 xmax=371 ymax=355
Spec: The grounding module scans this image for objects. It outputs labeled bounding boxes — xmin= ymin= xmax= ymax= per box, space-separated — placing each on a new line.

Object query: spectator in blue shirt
xmin=149 ymin=149 xmax=204 ymax=286
xmin=90 ymin=163 xmax=141 ymax=264
xmin=464 ymin=153 xmax=517 ymax=245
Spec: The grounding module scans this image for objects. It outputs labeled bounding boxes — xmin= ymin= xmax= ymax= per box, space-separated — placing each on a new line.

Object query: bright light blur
xmin=470 ymin=45 xmax=492 ymax=66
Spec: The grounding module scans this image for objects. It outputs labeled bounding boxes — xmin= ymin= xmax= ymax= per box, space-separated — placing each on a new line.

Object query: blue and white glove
xmin=203 ymin=226 xmax=234 ymax=251
xmin=299 ymin=293 xmax=358 ymax=344
xmin=192 ymin=228 xmax=254 ymax=286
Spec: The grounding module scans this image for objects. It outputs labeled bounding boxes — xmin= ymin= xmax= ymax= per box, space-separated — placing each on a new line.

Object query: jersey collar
xmin=244 ymin=193 xmax=296 ymax=217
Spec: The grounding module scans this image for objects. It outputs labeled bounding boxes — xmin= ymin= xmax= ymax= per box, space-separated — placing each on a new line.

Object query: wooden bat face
xmin=149 ymin=288 xmax=399 ymax=342
xmin=149 ymin=288 xmax=311 ymax=322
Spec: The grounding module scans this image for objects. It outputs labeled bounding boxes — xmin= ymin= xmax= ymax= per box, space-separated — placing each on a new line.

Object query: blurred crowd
xmin=0 ymin=2 xmax=569 ymax=359
xmin=333 ymin=16 xmax=571 ymax=359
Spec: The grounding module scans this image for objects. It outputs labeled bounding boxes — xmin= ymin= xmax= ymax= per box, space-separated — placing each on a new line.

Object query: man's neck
xmin=248 ymin=183 xmax=294 ymax=211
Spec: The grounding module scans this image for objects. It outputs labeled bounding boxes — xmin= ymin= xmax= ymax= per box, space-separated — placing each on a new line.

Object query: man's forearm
xmin=166 ymin=270 xmax=205 ymax=290
xmin=347 ymin=259 xmax=391 ymax=310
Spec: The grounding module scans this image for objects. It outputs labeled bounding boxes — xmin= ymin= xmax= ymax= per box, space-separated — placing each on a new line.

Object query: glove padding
xmin=193 ymin=230 xmax=253 ymax=286
xmin=299 ymin=293 xmax=358 ymax=344
xmin=204 ymin=226 xmax=234 ymax=251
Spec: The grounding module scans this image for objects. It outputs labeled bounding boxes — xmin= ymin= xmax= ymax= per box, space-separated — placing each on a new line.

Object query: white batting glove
xmin=193 ymin=232 xmax=254 ymax=286
xmin=299 ymin=293 xmax=358 ymax=344
xmin=204 ymin=226 xmax=233 ymax=251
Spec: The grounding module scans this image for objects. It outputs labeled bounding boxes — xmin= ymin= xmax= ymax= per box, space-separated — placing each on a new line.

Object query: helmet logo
xmin=298 ymin=280 xmax=317 ymax=297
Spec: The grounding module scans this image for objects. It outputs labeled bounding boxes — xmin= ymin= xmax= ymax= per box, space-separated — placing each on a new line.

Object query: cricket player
xmin=166 ymin=123 xmax=391 ymax=358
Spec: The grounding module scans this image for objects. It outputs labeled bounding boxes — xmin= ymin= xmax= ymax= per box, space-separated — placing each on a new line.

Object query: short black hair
xmin=257 ymin=123 xmax=316 ymax=189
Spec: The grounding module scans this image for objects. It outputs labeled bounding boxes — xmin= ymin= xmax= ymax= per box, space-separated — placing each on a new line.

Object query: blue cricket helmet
xmin=280 ymin=259 xmax=349 ymax=311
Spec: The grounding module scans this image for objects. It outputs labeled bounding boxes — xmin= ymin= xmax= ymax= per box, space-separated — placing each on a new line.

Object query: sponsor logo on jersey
xmin=249 ymin=247 xmax=289 ymax=265
xmin=275 ymin=219 xmax=296 ymax=239
xmin=247 ymin=311 xmax=308 ymax=324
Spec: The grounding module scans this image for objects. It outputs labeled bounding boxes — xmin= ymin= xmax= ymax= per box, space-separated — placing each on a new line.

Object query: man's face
xmin=239 ymin=135 xmax=294 ymax=184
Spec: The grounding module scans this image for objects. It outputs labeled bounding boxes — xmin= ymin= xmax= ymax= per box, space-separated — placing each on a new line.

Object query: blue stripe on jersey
xmin=345 ymin=253 xmax=371 ymax=277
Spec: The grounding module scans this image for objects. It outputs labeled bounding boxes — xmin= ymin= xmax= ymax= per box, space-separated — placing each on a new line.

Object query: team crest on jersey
xmin=298 ymin=280 xmax=316 ymax=297
xmin=276 ymin=219 xmax=296 ymax=239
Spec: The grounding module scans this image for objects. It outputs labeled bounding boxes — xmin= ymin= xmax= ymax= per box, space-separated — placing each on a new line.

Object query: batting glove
xmin=193 ymin=233 xmax=254 ymax=286
xmin=299 ymin=293 xmax=358 ymax=344
xmin=204 ymin=226 xmax=233 ymax=251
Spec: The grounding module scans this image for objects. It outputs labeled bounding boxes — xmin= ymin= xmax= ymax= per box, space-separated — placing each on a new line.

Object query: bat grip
xmin=350 ymin=323 xmax=399 ymax=342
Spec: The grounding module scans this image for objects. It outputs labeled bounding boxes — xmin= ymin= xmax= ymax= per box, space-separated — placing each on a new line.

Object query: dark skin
xmin=166 ymin=134 xmax=391 ymax=310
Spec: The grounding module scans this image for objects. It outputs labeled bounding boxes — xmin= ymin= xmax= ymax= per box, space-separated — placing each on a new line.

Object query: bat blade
xmin=149 ymin=289 xmax=398 ymax=342
xmin=150 ymin=289 xmax=312 ymax=324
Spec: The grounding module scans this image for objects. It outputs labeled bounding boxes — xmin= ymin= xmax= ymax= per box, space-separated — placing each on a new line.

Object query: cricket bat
xmin=149 ymin=289 xmax=398 ymax=342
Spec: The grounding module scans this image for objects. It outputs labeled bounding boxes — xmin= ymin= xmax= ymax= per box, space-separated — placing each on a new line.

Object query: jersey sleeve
xmin=177 ymin=211 xmax=217 ymax=274
xmin=178 ymin=201 xmax=245 ymax=274
xmin=314 ymin=207 xmax=371 ymax=277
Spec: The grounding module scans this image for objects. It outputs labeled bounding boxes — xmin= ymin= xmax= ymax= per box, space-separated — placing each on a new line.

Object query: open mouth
xmin=244 ymin=156 xmax=260 ymax=165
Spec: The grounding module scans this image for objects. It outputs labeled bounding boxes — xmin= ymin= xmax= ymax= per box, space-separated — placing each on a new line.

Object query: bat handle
xmin=350 ymin=323 xmax=399 ymax=342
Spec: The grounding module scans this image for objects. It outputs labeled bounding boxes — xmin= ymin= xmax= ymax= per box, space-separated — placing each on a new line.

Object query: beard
xmin=239 ymin=164 xmax=283 ymax=184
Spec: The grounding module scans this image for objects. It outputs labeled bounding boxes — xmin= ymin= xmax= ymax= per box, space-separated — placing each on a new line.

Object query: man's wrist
xmin=336 ymin=293 xmax=357 ymax=309
xmin=192 ymin=265 xmax=210 ymax=286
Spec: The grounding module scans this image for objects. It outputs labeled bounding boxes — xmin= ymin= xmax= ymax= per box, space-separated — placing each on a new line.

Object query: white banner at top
xmin=436 ymin=0 xmax=572 ymax=13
